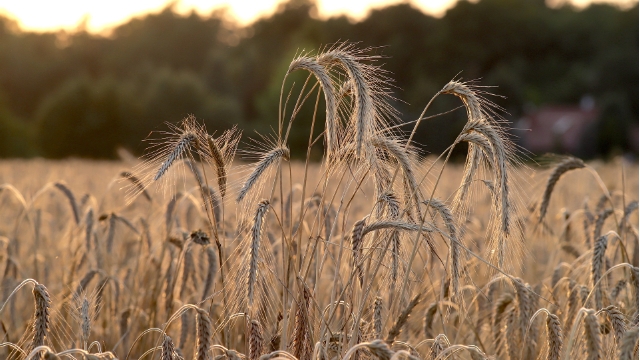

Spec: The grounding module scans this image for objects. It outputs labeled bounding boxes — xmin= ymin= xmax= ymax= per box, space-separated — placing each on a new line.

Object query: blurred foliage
xmin=0 ymin=0 xmax=636 ymax=158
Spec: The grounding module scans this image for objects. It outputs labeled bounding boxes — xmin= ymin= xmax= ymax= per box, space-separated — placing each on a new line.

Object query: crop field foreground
xmin=0 ymin=46 xmax=637 ymax=360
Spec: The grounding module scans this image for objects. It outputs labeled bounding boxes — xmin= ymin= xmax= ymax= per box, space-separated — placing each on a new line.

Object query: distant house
xmin=517 ymin=101 xmax=599 ymax=155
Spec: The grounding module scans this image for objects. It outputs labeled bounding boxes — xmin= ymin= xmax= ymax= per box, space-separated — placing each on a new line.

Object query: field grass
xmin=0 ymin=46 xmax=637 ymax=360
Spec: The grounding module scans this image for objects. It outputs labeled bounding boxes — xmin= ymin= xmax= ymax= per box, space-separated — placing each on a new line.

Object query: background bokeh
xmin=0 ymin=0 xmax=636 ymax=160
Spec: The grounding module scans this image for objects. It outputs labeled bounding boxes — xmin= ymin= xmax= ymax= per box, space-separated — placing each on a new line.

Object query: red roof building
xmin=518 ymin=104 xmax=599 ymax=155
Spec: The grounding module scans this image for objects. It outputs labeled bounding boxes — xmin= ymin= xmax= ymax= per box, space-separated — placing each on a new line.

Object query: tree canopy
xmin=0 ymin=0 xmax=636 ymax=158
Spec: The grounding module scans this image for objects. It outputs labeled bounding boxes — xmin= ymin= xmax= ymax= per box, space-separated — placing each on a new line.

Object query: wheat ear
xmin=249 ymin=319 xmax=264 ymax=360
xmin=162 ymin=334 xmax=176 ymax=360
xmin=238 ymin=147 xmax=289 ymax=202
xmin=592 ymin=234 xmax=608 ymax=309
xmin=54 ymin=182 xmax=80 ymax=225
xmin=289 ymin=284 xmax=312 ymax=360
xmin=423 ymin=199 xmax=460 ymax=300
xmin=430 ymin=334 xmax=450 ymax=360
xmin=248 ymin=200 xmax=270 ymax=308
xmin=351 ymin=217 xmax=367 ymax=286
xmin=80 ymin=297 xmax=91 ymax=349
xmin=386 ymin=294 xmax=421 ymax=344
xmin=583 ymin=309 xmax=601 ymax=360
xmin=618 ymin=327 xmax=638 ymax=360
xmin=201 ymin=246 xmax=217 ymax=302
xmin=539 ymin=157 xmax=585 ymax=222
xmin=207 ymin=134 xmax=228 ymax=198
xmin=317 ymin=49 xmax=372 ymax=158
xmin=492 ymin=293 xmax=513 ymax=352
xmin=31 ymin=283 xmax=51 ymax=358
xmin=374 ymin=296 xmax=383 ymax=339
xmin=424 ymin=302 xmax=438 ymax=339
xmin=599 ymin=305 xmax=626 ymax=343
xmin=288 ymin=56 xmax=338 ymax=158
xmin=593 ymin=209 xmax=613 ymax=239
xmin=196 ymin=307 xmax=213 ymax=360
xmin=155 ymin=132 xmax=196 ymax=181
xmin=545 ymin=313 xmax=563 ymax=360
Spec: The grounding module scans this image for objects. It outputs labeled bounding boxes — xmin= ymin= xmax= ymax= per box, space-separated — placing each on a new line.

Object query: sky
xmin=0 ymin=0 xmax=637 ymax=33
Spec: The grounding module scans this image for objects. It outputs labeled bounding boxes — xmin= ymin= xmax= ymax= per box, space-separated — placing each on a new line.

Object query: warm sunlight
xmin=2 ymin=0 xmax=635 ymax=33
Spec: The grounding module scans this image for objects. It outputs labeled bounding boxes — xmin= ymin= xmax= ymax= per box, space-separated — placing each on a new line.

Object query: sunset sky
xmin=0 ymin=0 xmax=636 ymax=33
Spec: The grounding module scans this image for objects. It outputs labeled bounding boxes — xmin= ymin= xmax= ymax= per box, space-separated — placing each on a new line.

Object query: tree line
xmin=0 ymin=0 xmax=636 ymax=159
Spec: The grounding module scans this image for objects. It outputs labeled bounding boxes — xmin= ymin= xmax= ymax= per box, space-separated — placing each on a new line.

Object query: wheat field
xmin=0 ymin=46 xmax=637 ymax=360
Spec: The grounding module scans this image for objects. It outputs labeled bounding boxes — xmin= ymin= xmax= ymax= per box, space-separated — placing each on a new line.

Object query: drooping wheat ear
xmin=351 ymin=217 xmax=367 ymax=286
xmin=442 ymin=80 xmax=485 ymax=120
xmin=430 ymin=334 xmax=450 ymax=360
xmin=31 ymin=283 xmax=51 ymax=355
xmin=512 ymin=278 xmax=533 ymax=339
xmin=592 ymin=235 xmax=608 ymax=309
xmin=206 ymin=134 xmax=228 ymax=198
xmin=180 ymin=246 xmax=194 ymax=299
xmin=238 ymin=146 xmax=289 ymax=202
xmin=374 ymin=296 xmax=383 ymax=339
xmin=462 ymin=120 xmax=511 ymax=237
xmin=73 ymin=269 xmax=99 ymax=299
xmin=371 ymin=137 xmax=420 ymax=198
xmin=106 ymin=212 xmax=117 ymax=252
xmin=599 ymin=305 xmax=626 ymax=343
xmin=288 ymin=56 xmax=338 ymax=158
xmin=120 ymin=171 xmax=151 ymax=201
xmin=423 ymin=199 xmax=460 ymax=300
xmin=180 ymin=310 xmax=190 ymax=349
xmin=377 ymin=191 xmax=400 ymax=218
xmin=618 ymin=327 xmax=638 ymax=360
xmin=317 ymin=49 xmax=372 ymax=158
xmin=378 ymin=192 xmax=401 ymax=294
xmin=201 ymin=246 xmax=217 ymax=302
xmin=630 ymin=267 xmax=639 ymax=310
xmin=155 ymin=132 xmax=197 ymax=181
xmin=162 ymin=334 xmax=176 ymax=360
xmin=80 ymin=297 xmax=91 ymax=347
xmin=611 ymin=279 xmax=627 ymax=300
xmin=364 ymin=340 xmax=395 ymax=360
xmin=452 ymin=144 xmax=482 ymax=216
xmin=491 ymin=293 xmax=513 ymax=352
xmin=248 ymin=200 xmax=270 ymax=308
xmin=583 ymin=309 xmax=601 ymax=360
xmin=290 ymin=283 xmax=312 ymax=360
xmin=593 ymin=209 xmax=613 ymax=240
xmin=249 ymin=319 xmax=264 ymax=360
xmin=54 ymin=182 xmax=80 ymax=225
xmin=561 ymin=243 xmax=582 ymax=258
xmin=386 ymin=294 xmax=421 ymax=344
xmin=196 ymin=307 xmax=213 ymax=360
xmin=505 ymin=307 xmax=519 ymax=360
xmin=361 ymin=221 xmax=434 ymax=237
xmin=619 ymin=200 xmax=639 ymax=229
xmin=165 ymin=194 xmax=180 ymax=235
xmin=84 ymin=209 xmax=93 ymax=252
xmin=545 ymin=313 xmax=563 ymax=360
xmin=538 ymin=157 xmax=585 ymax=222
xmin=443 ymin=81 xmax=492 ymax=222
xmin=552 ymin=262 xmax=570 ymax=289
xmin=424 ymin=302 xmax=438 ymax=339
xmin=583 ymin=201 xmax=594 ymax=247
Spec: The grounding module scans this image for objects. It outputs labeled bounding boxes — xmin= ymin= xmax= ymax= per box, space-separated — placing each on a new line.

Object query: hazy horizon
xmin=1 ymin=0 xmax=637 ymax=34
